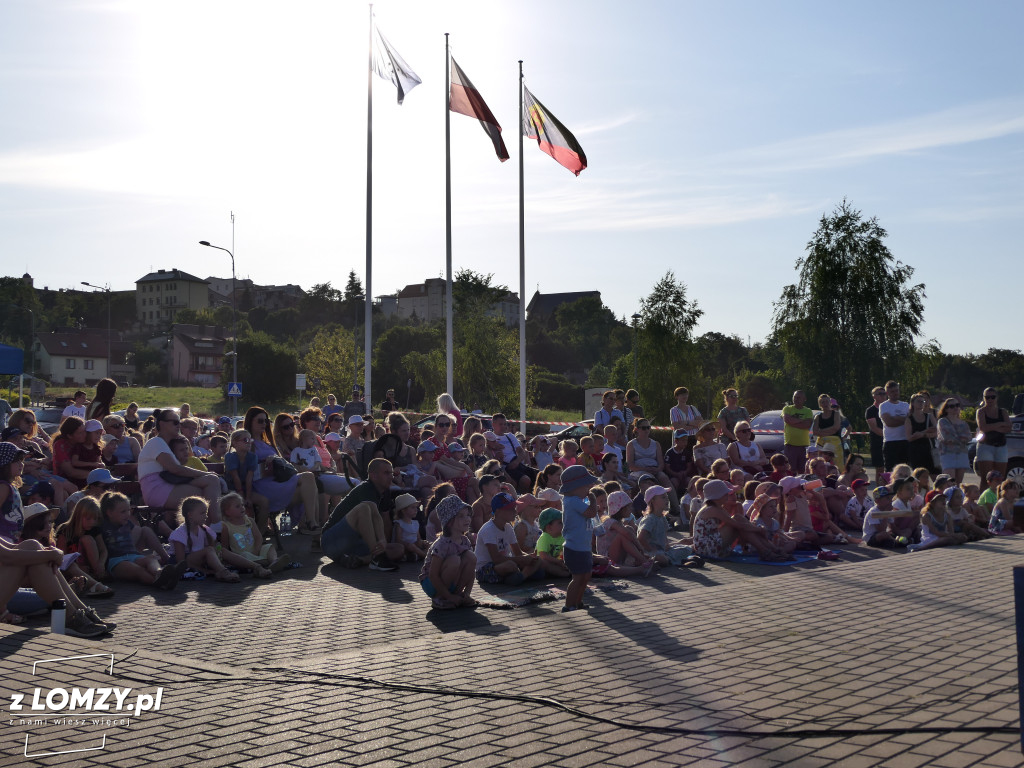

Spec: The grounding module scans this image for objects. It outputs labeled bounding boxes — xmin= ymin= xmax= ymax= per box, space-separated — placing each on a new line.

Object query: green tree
xmin=772 ymin=200 xmax=926 ymax=413
xmin=633 ymin=271 xmax=703 ymax=425
xmin=304 ymin=326 xmax=359 ymax=399
xmin=226 ymin=331 xmax=297 ymax=403
xmin=344 ymin=271 xmax=364 ymax=303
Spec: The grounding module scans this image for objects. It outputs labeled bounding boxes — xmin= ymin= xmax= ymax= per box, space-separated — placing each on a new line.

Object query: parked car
xmin=748 ymin=410 xmax=829 ymax=458
xmin=410 ymin=413 xmax=493 ymax=445
xmin=967 ymin=393 xmax=1024 ymax=484
xmin=30 ymin=406 xmax=64 ymax=436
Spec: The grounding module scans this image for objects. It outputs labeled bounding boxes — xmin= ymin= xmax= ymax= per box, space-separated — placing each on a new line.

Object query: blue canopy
xmin=0 ymin=343 xmax=24 ymax=375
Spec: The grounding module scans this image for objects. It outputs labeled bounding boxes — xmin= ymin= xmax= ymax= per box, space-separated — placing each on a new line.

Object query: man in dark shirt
xmin=342 ymin=388 xmax=367 ymax=426
xmin=321 ymin=459 xmax=404 ymax=570
xmin=864 ymin=386 xmax=885 ymax=474
xmin=380 ymin=389 xmax=400 ymax=415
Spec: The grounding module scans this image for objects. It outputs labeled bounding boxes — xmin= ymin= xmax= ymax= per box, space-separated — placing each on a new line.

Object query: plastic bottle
xmin=51 ymin=599 xmax=66 ymax=635
xmin=280 ymin=511 xmax=292 ymax=536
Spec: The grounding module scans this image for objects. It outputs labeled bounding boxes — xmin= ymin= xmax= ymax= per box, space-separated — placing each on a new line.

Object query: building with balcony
xmin=170 ymin=324 xmax=227 ymax=387
xmin=136 ymin=269 xmax=210 ymax=328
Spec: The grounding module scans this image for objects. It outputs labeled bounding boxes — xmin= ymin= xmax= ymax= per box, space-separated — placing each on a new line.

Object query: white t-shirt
xmin=474 ymin=519 xmax=517 ymax=569
xmin=862 ymin=505 xmax=888 ymax=540
xmin=62 ymin=404 xmax=86 ymax=420
xmin=878 ymin=400 xmax=909 ymax=443
xmin=492 ymin=433 xmax=521 ymax=464
xmin=846 ymin=495 xmax=871 ymax=520
xmin=138 ymin=436 xmax=175 ymax=479
xmin=169 ymin=523 xmax=212 ymax=554
xmin=289 ymin=446 xmax=321 ymax=469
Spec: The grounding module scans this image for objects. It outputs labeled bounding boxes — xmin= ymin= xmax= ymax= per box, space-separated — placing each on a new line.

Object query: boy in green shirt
xmin=535 ymin=508 xmax=570 ymax=578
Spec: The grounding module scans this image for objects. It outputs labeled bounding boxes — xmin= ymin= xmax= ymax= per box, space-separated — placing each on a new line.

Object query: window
xmin=66 ymin=359 xmax=76 ymax=369
xmin=84 ymin=359 xmax=94 ymax=370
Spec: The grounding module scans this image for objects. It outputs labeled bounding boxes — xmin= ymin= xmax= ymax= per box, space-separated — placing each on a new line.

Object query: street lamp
xmin=81 ymin=282 xmax=112 ymax=379
xmin=631 ymin=313 xmax=642 ymax=388
xmin=199 ymin=240 xmax=238 ymax=417
xmin=352 ymin=294 xmax=364 ymax=393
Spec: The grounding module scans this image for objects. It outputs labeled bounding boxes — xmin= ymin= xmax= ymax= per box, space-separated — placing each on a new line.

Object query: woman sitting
xmin=692 ymin=422 xmax=728 ymax=476
xmin=100 ymin=414 xmax=141 ymax=480
xmin=726 ymin=420 xmax=769 ymax=477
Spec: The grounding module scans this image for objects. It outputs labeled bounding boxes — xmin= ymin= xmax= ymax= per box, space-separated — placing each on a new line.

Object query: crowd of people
xmin=0 ymin=379 xmax=1019 ymax=625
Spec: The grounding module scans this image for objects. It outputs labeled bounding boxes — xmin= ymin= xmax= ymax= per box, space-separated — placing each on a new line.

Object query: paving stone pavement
xmin=1 ymin=533 xmax=1023 ymax=767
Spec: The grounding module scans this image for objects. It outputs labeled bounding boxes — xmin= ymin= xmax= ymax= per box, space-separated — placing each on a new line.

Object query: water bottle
xmin=280 ymin=511 xmax=292 ymax=536
xmin=51 ymin=599 xmax=66 ymax=635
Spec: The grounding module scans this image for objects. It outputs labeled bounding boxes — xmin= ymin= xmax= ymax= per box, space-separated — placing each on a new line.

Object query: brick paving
xmin=1 ymin=533 xmax=1022 ymax=767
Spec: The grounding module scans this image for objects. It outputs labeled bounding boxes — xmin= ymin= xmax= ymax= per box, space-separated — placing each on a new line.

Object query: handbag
xmin=159 ymin=470 xmax=196 ymax=485
xmin=270 ymin=457 xmax=298 ymax=482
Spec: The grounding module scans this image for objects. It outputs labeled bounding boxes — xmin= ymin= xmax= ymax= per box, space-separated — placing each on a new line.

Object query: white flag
xmin=372 ymin=23 xmax=421 ymax=105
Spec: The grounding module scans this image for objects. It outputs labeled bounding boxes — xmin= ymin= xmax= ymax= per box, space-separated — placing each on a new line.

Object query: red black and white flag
xmin=449 ymin=57 xmax=509 ymax=162
xmin=522 ymin=86 xmax=587 ymax=176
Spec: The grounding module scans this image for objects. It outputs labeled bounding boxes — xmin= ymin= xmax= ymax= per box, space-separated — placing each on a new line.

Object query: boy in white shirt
xmin=62 ymin=391 xmax=87 ymax=421
xmin=474 ymin=492 xmax=541 ymax=585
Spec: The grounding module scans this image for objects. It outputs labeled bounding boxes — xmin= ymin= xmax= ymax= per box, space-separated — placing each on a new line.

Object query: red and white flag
xmin=449 ymin=57 xmax=509 ymax=162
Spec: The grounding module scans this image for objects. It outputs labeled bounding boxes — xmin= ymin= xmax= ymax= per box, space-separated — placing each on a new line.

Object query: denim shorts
xmin=321 ymin=518 xmax=371 ymax=561
xmin=976 ymin=443 xmax=1008 ymax=464
xmin=108 ymin=553 xmax=146 ymax=570
xmin=563 ymin=547 xmax=593 ymax=576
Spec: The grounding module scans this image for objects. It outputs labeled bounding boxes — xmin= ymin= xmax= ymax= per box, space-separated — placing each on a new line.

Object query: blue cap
xmin=490 ymin=492 xmax=518 ymax=515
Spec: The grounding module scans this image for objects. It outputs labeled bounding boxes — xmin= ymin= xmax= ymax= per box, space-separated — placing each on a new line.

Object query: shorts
xmin=475 ymin=562 xmax=501 ymax=584
xmin=321 ymin=518 xmax=371 ymax=562
xmin=420 ymin=578 xmax=458 ymax=598
xmin=506 ymin=462 xmax=538 ymax=484
xmin=939 ymin=453 xmax=970 ymax=471
xmin=563 ymin=547 xmax=593 ymax=576
xmin=108 ymin=553 xmax=146 ymax=570
xmin=140 ymin=473 xmax=175 ymax=509
xmin=975 ymin=443 xmax=1008 ymax=464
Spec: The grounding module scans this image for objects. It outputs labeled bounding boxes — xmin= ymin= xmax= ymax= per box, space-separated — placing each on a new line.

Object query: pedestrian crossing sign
xmin=227 ymin=382 xmax=242 ymax=397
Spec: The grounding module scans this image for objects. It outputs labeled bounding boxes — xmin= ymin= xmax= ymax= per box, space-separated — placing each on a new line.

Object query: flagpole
xmin=365 ymin=4 xmax=374 ymax=410
xmin=518 ymin=61 xmax=527 ymax=435
xmin=444 ymin=33 xmax=454 ymax=397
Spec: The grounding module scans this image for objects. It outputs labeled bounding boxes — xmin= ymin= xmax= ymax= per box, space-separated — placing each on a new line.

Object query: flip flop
xmin=1 ymin=610 xmax=25 ymax=625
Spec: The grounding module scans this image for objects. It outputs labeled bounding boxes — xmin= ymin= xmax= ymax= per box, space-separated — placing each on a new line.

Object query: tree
xmin=226 ymin=331 xmax=297 ymax=403
xmin=344 ymin=271 xmax=364 ymax=303
xmin=304 ymin=326 xmax=359 ymax=399
xmin=772 ymin=200 xmax=926 ymax=413
xmin=633 ymin=272 xmax=703 ymax=424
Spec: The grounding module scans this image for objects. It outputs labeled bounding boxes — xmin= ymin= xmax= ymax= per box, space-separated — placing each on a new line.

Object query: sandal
xmin=214 ymin=569 xmax=241 ymax=583
xmin=85 ymin=582 xmax=116 ymax=598
xmin=254 ymin=566 xmax=274 ymax=579
xmin=1 ymin=610 xmax=25 ymax=625
xmin=431 ymin=596 xmax=458 ymax=610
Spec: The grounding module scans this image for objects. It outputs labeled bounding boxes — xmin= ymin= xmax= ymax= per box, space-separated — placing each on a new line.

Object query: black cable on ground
xmin=99 ymin=654 xmax=1018 ymax=741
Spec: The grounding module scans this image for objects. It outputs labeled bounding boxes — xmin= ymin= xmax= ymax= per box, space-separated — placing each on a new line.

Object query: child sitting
xmin=578 ymin=436 xmax=599 ymax=472
xmin=917 ymin=490 xmax=967 ymax=550
xmin=534 ymin=507 xmax=571 ymax=578
xmin=55 ymin=496 xmax=109 ymax=581
xmin=531 ymin=436 xmax=553 ymax=470
xmin=471 ymin=474 xmax=501 ymax=534
xmin=392 ymin=493 xmax=428 ymax=561
xmin=637 ymin=485 xmax=697 ymax=567
xmin=70 ymin=421 xmax=106 ymax=481
xmin=979 ymin=471 xmax=1003 ymax=517
xmin=168 ymin=496 xmax=241 ymax=582
xmin=945 ymin=486 xmax=990 ymax=541
xmin=218 ymin=492 xmax=287 ymax=576
xmin=290 ymin=429 xmax=323 ymax=471
xmin=664 ymin=430 xmax=692 ymax=499
xmin=767 ymin=453 xmax=794 ymax=484
xmin=890 ymin=477 xmax=922 ymax=545
xmin=209 ymin=434 xmax=228 ymax=462
xmin=962 ymin=484 xmax=987 ymax=527
xmin=404 ymin=442 xmax=440 ymax=490
xmin=749 ymin=486 xmax=800 ymax=556
xmin=224 ymin=429 xmax=269 ymax=534
xmin=419 ymin=496 xmax=477 ymax=609
xmin=989 ymin=480 xmax=1021 ymax=535
xmin=862 ymin=485 xmax=899 ymax=548
xmin=474 ymin=492 xmax=542 ymax=585
xmin=513 ymin=493 xmax=545 ymax=553
xmin=100 ymin=491 xmax=185 ymax=589
xmin=844 ymin=479 xmax=872 ymax=528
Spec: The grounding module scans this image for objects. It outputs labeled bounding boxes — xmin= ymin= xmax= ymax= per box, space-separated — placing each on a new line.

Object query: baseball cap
xmin=28 ymin=480 xmax=55 ymax=500
xmin=218 ymin=416 xmax=232 ymax=425
xmin=447 ymin=442 xmax=465 ymax=453
xmin=87 ymin=468 xmax=122 ymax=485
xmin=538 ymin=507 xmax=562 ymax=530
xmin=515 ymin=493 xmax=544 ymax=509
xmin=84 ymin=419 xmax=104 ymax=432
xmin=673 ymin=429 xmax=688 ymax=440
xmin=805 ymin=444 xmax=819 ymax=454
xmin=490 ymin=492 xmax=518 ymax=515
xmin=924 ymin=490 xmax=943 ymax=504
xmin=703 ymin=479 xmax=736 ymax=501
xmin=634 ymin=473 xmax=656 ymax=485
xmin=851 ymin=478 xmax=869 ymax=489
xmin=393 ymin=493 xmax=418 ymax=513
xmin=0 ymin=442 xmax=28 ymax=466
xmin=1 ymin=426 xmax=24 ymax=441
xmin=416 ymin=441 xmax=437 ymax=454
xmin=323 ymin=432 xmax=342 ymax=443
xmin=779 ymin=476 xmax=806 ymax=494
xmin=643 ymin=485 xmax=669 ymax=504
xmin=872 ymin=485 xmax=894 ymax=500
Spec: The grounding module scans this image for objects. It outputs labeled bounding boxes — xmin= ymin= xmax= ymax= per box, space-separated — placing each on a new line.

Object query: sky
xmin=0 ymin=0 xmax=1021 ymax=355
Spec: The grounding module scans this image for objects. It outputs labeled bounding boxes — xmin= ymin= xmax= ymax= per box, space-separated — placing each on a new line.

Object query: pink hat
xmin=780 ymin=476 xmax=805 ymax=494
xmin=606 ymin=490 xmax=632 ymax=516
xmin=643 ymin=485 xmax=669 ymax=504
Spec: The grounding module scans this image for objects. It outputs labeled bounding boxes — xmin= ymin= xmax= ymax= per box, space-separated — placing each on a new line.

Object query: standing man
xmin=343 ymin=388 xmax=366 ymax=425
xmin=782 ymin=390 xmax=814 ymax=474
xmin=594 ymin=390 xmax=623 ymax=431
xmin=878 ymin=380 xmax=910 ymax=471
xmin=380 ymin=389 xmax=400 ymax=415
xmin=864 ymin=386 xmax=886 ymax=476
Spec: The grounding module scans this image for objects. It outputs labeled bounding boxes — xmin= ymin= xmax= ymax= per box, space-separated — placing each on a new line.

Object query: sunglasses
xmin=638 ymin=425 xmax=651 ymax=430
xmin=281 ymin=422 xmax=295 ymax=429
xmin=162 ymin=419 xmax=180 ymax=426
xmin=985 ymin=395 xmax=996 ymax=400
xmin=737 ymin=428 xmax=751 ymax=434
xmin=435 ymin=422 xmax=451 ymax=427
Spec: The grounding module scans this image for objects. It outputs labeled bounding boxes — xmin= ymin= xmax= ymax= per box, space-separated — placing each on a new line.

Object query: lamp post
xmin=199 ymin=240 xmax=238 ymax=417
xmin=81 ymin=282 xmax=112 ymax=380
xmin=352 ymin=294 xmax=364 ymax=394
xmin=631 ymin=313 xmax=642 ymax=388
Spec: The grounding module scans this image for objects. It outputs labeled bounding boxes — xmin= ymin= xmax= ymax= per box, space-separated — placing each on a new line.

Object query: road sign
xmin=227 ymin=382 xmax=243 ymax=398
xmin=295 ymin=373 xmax=307 ymax=391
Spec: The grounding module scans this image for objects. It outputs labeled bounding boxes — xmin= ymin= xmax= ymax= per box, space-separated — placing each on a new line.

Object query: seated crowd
xmin=0 ymin=382 xmax=1019 ymax=627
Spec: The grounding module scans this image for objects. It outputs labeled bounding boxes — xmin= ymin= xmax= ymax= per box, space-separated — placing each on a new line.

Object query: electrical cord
xmin=103 ymin=652 xmax=1017 ymax=740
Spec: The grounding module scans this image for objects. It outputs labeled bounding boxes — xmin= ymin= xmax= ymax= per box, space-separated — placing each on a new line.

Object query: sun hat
xmin=943 ymin=486 xmax=960 ymax=502
xmin=819 ymin=444 xmax=835 ymax=455
xmin=87 ymin=468 xmax=122 ymax=485
xmin=416 ymin=441 xmax=437 ymax=454
xmin=515 ymin=493 xmax=545 ymax=509
xmin=394 ymin=493 xmax=418 ymax=514
xmin=483 ymin=431 xmax=499 ymax=442
xmin=84 ymin=419 xmax=104 ymax=432
xmin=348 ymin=414 xmax=364 ymax=425
xmin=537 ymin=488 xmax=562 ymax=503
xmin=643 ymin=485 xmax=669 ymax=504
xmin=323 ymin=432 xmax=342 ymax=443
xmin=779 ymin=476 xmax=806 ymax=494
xmin=0 ymin=442 xmax=28 ymax=466
xmin=538 ymin=507 xmax=562 ymax=530
xmin=703 ymin=479 xmax=736 ymax=501
xmin=22 ymin=502 xmax=58 ymax=525
xmin=606 ymin=490 xmax=632 ymax=517
xmin=560 ymin=465 xmax=598 ymax=494
xmin=490 ymin=492 xmax=518 ymax=515
xmin=805 ymin=444 xmax=819 ymax=454
xmin=436 ymin=495 xmax=470 ymax=531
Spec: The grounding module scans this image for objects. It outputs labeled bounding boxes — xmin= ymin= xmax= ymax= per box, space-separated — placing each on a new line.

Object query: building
xmin=136 ymin=269 xmax=210 ymax=328
xmin=170 ymin=324 xmax=227 ymax=387
xmin=395 ymin=279 xmax=520 ymax=327
xmin=34 ymin=329 xmax=135 ymax=386
xmin=526 ymin=290 xmax=602 ymax=324
xmin=373 ymin=294 xmax=399 ymax=318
